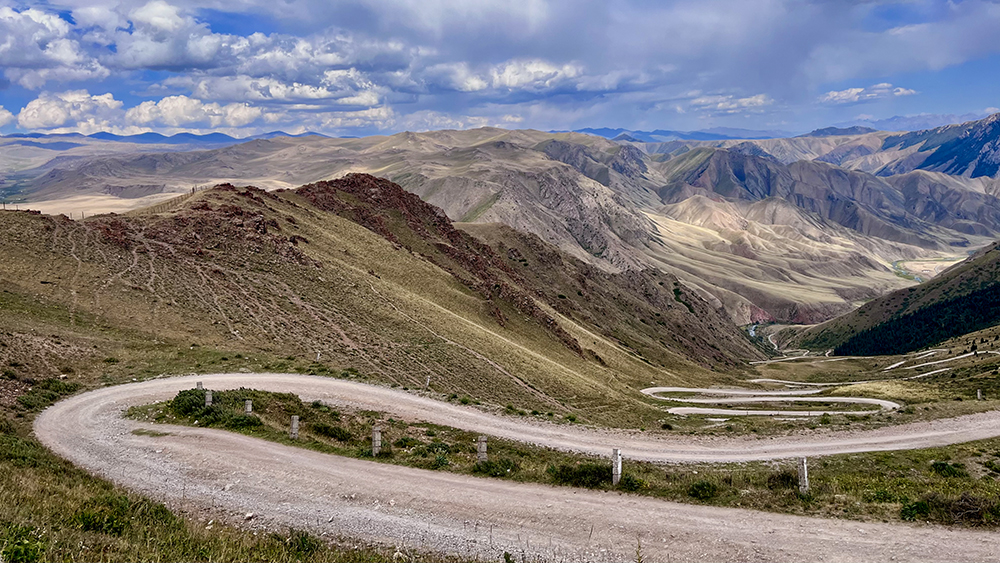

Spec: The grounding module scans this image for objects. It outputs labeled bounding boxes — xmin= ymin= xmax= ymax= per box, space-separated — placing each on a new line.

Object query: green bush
xmin=766 ymin=469 xmax=798 ymax=490
xmin=15 ymin=379 xmax=80 ymax=411
xmin=548 ymin=463 xmax=611 ymax=488
xmin=930 ymin=461 xmax=968 ymax=478
xmin=393 ymin=436 xmax=423 ymax=448
xmin=432 ymin=454 xmax=449 ymax=469
xmin=426 ymin=441 xmax=451 ymax=454
xmin=312 ymin=423 xmax=352 ymax=442
xmin=900 ymin=500 xmax=930 ymax=521
xmin=617 ymin=473 xmax=646 ymax=492
xmin=687 ymin=480 xmax=718 ymax=501
xmin=170 ymin=388 xmax=207 ymax=416
xmin=473 ymin=459 xmax=519 ymax=477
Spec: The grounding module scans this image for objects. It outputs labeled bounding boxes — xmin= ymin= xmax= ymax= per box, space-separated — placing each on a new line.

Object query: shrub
xmin=393 ymin=436 xmax=423 ymax=448
xmin=548 ymin=463 xmax=611 ymax=488
xmin=687 ymin=480 xmax=718 ymax=501
xmin=170 ymin=388 xmax=207 ymax=416
xmin=312 ymin=423 xmax=352 ymax=442
xmin=900 ymin=500 xmax=930 ymax=521
xmin=766 ymin=469 xmax=798 ymax=490
xmin=222 ymin=413 xmax=262 ymax=430
xmin=618 ymin=473 xmax=646 ymax=492
xmin=432 ymin=454 xmax=449 ymax=469
xmin=661 ymin=423 xmax=673 ymax=430
xmin=930 ymin=461 xmax=968 ymax=478
xmin=427 ymin=442 xmax=451 ymax=454
xmin=473 ymin=459 xmax=519 ymax=477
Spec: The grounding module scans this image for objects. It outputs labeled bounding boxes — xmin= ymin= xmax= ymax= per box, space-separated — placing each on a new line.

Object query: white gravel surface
xmin=34 ymin=373 xmax=1000 ymax=562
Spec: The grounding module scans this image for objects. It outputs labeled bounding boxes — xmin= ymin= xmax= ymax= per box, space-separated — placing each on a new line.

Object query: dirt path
xmin=35 ymin=373 xmax=1000 ymax=562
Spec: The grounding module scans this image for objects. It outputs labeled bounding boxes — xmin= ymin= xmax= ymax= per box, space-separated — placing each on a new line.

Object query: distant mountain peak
xmin=802 ymin=126 xmax=878 ymax=137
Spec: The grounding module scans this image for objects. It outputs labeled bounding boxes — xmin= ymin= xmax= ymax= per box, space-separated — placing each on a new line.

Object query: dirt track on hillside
xmin=34 ymin=373 xmax=1000 ymax=562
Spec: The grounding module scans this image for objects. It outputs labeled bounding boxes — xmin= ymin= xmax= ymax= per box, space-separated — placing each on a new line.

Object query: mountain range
xmin=6 ymin=113 xmax=1000 ymax=328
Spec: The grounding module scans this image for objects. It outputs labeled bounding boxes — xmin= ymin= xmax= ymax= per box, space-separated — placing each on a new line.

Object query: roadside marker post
xmin=978 ymin=389 xmax=983 ymax=401
xmin=205 ymin=390 xmax=212 ymax=407
xmin=290 ymin=416 xmax=299 ymax=439
xmin=798 ymin=457 xmax=810 ymax=494
xmin=372 ymin=426 xmax=382 ymax=456
xmin=477 ymin=436 xmax=488 ymax=462
xmin=245 ymin=400 xmax=253 ymax=414
xmin=612 ymin=448 xmax=622 ymax=486
xmin=196 ymin=382 xmax=203 ymax=390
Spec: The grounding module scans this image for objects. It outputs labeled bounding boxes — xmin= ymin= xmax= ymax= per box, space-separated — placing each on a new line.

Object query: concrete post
xmin=245 ymin=400 xmax=253 ymax=414
xmin=196 ymin=382 xmax=203 ymax=390
xmin=290 ymin=416 xmax=299 ymax=440
xmin=205 ymin=390 xmax=212 ymax=407
xmin=372 ymin=426 xmax=382 ymax=456
xmin=612 ymin=448 xmax=622 ymax=486
xmin=798 ymin=457 xmax=810 ymax=494
xmin=425 ymin=375 xmax=431 ymax=390
xmin=477 ymin=436 xmax=488 ymax=462
xmin=977 ymin=389 xmax=983 ymax=400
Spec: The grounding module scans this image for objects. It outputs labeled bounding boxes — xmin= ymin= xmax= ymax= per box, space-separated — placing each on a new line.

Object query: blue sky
xmin=0 ymin=0 xmax=998 ymax=137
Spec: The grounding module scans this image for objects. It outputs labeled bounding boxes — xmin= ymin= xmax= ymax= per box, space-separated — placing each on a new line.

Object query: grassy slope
xmin=796 ymin=242 xmax=1000 ymax=353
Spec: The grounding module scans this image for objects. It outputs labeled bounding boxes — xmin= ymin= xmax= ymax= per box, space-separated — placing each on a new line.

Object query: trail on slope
xmin=35 ymin=373 xmax=1000 ymax=563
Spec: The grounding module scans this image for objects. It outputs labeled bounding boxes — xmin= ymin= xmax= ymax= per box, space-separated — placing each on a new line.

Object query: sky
xmin=1 ymin=0 xmax=1000 ymax=137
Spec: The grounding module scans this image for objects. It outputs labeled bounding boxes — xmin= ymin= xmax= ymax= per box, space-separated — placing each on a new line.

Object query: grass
xmin=133 ymin=387 xmax=1000 ymax=528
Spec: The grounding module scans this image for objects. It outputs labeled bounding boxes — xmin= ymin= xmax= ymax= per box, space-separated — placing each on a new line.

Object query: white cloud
xmin=125 ymin=95 xmax=266 ymax=127
xmin=819 ymin=83 xmax=918 ymax=105
xmin=689 ymin=93 xmax=772 ymax=113
xmin=0 ymin=106 xmax=14 ymax=128
xmin=490 ymin=59 xmax=582 ymax=91
xmin=17 ymin=90 xmax=123 ymax=130
xmin=0 ymin=6 xmax=109 ymax=88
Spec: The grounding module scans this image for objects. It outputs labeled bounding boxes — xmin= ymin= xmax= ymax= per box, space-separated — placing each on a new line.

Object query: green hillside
xmin=796 ymin=242 xmax=1000 ymax=355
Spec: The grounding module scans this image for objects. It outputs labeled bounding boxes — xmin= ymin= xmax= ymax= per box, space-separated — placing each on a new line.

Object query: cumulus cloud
xmin=125 ymin=95 xmax=266 ymax=127
xmin=819 ymin=83 xmax=918 ymax=105
xmin=17 ymin=90 xmax=124 ymax=131
xmin=0 ymin=106 xmax=14 ymax=128
xmin=0 ymin=6 xmax=109 ymax=88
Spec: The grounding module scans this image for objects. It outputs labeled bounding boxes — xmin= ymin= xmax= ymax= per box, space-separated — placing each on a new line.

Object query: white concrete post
xmin=204 ymin=390 xmax=212 ymax=407
xmin=245 ymin=400 xmax=253 ymax=414
xmin=612 ymin=448 xmax=622 ymax=486
xmin=798 ymin=457 xmax=810 ymax=494
xmin=372 ymin=426 xmax=382 ymax=456
xmin=290 ymin=415 xmax=299 ymax=439
xmin=196 ymin=382 xmax=203 ymax=390
xmin=978 ymin=389 xmax=983 ymax=401
xmin=477 ymin=436 xmax=488 ymax=462
xmin=425 ymin=375 xmax=431 ymax=390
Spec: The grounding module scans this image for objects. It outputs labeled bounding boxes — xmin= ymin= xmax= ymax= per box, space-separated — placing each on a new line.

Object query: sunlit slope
xmin=0 ymin=174 xmax=758 ymax=427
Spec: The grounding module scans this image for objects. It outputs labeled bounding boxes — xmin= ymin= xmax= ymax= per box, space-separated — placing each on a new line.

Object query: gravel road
xmin=34 ymin=373 xmax=1000 ymax=562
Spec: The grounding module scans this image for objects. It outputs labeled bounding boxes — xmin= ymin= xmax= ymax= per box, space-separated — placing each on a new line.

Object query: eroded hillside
xmin=0 ymin=174 xmax=762 ymax=428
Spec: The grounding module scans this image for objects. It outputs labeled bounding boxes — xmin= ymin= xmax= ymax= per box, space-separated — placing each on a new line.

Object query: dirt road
xmin=35 ymin=373 xmax=1000 ymax=562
